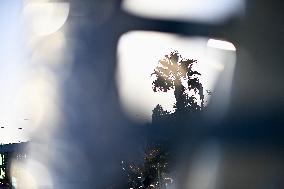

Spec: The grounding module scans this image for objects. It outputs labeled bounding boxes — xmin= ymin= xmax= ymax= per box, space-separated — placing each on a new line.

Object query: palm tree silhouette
xmin=152 ymin=50 xmax=204 ymax=114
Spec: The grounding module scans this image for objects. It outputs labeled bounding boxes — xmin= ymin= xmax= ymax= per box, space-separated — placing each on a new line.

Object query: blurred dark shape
xmin=152 ymin=51 xmax=204 ymax=115
xmin=0 ymin=152 xmax=10 ymax=188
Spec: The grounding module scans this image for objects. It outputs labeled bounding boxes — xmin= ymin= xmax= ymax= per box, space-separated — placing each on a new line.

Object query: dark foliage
xmin=121 ymin=145 xmax=173 ymax=189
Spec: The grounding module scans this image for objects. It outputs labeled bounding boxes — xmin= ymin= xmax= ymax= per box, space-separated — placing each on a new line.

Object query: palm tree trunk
xmin=174 ymin=79 xmax=185 ymax=113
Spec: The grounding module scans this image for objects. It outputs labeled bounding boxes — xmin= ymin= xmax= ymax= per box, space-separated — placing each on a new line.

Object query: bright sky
xmin=0 ymin=0 xmax=70 ymax=144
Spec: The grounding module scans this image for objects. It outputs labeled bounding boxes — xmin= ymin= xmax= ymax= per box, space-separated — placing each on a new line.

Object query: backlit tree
xmin=152 ymin=51 xmax=204 ymax=114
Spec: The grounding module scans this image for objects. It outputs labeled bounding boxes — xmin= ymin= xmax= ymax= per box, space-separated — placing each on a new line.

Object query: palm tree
xmin=152 ymin=51 xmax=204 ymax=114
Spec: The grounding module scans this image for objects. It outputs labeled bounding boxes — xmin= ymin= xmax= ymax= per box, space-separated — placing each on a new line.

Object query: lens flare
xmin=23 ymin=2 xmax=70 ymax=36
xmin=11 ymin=159 xmax=53 ymax=189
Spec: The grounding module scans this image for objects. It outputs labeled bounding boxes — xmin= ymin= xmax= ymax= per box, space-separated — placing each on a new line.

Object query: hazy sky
xmin=0 ymin=0 xmax=70 ymax=144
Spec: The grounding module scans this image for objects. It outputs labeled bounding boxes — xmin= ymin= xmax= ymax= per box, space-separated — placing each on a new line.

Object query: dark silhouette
xmin=121 ymin=145 xmax=172 ymax=189
xmin=152 ymin=51 xmax=204 ymax=117
xmin=152 ymin=104 xmax=170 ymax=122
xmin=121 ymin=51 xmax=206 ymax=188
